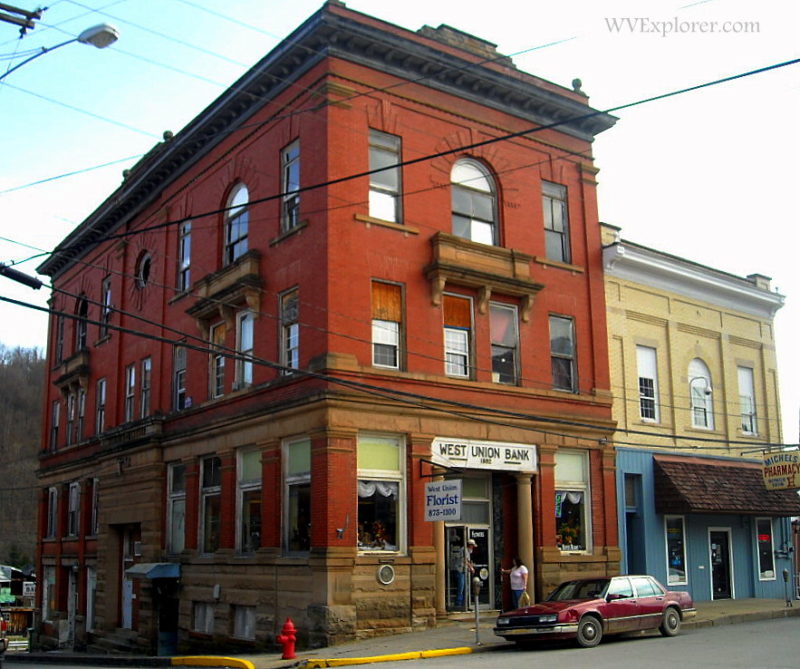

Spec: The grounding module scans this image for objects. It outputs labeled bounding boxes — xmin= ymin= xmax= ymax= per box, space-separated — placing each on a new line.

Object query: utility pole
xmin=0 ymin=3 xmax=43 ymax=35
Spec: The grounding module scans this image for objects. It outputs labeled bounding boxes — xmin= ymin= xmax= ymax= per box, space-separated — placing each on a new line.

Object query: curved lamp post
xmin=0 ymin=23 xmax=119 ymax=82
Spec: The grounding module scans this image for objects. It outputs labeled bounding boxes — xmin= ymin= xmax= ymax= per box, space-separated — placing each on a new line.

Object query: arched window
xmin=225 ymin=183 xmax=249 ymax=264
xmin=75 ymin=295 xmax=88 ymax=351
xmin=688 ymin=358 xmax=714 ymax=429
xmin=450 ymin=160 xmax=497 ymax=245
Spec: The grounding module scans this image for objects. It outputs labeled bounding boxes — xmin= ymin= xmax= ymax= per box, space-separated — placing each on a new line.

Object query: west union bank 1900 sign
xmin=431 ymin=438 xmax=538 ymax=473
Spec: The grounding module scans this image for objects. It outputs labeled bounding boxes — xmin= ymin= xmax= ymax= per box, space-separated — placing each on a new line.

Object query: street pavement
xmin=4 ymin=597 xmax=798 ymax=669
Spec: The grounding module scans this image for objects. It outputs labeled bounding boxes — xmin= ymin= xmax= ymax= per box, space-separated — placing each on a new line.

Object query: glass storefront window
xmin=665 ymin=515 xmax=687 ymax=585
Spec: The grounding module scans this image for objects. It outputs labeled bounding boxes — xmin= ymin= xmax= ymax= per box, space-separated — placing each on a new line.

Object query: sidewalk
xmin=5 ymin=598 xmax=798 ymax=669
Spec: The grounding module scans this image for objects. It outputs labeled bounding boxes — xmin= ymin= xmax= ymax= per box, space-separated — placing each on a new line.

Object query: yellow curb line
xmin=302 ymin=647 xmax=474 ymax=667
xmin=171 ymin=656 xmax=255 ymax=669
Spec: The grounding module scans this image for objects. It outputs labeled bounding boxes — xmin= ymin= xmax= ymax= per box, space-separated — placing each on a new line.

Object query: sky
xmin=0 ymin=0 xmax=797 ymax=442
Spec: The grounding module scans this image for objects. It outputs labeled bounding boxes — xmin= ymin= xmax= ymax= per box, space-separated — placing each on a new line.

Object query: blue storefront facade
xmin=617 ymin=447 xmax=798 ymax=602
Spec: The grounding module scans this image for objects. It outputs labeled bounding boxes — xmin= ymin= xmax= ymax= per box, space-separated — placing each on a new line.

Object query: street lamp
xmin=0 ymin=23 xmax=119 ymax=82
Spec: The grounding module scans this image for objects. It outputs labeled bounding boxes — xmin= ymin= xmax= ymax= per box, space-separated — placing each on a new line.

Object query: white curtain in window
xmin=358 ymin=480 xmax=399 ymax=498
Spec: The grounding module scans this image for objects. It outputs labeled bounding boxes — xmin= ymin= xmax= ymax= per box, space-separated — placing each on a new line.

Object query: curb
xmin=171 ymin=658 xmax=255 ymax=669
xmin=301 ymin=647 xmax=475 ymax=667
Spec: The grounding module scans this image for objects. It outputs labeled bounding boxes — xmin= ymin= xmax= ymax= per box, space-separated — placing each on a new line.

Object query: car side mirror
xmin=606 ymin=593 xmax=626 ymax=601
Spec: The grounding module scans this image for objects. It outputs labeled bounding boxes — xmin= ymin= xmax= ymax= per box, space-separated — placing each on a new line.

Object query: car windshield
xmin=546 ymin=579 xmax=610 ymax=601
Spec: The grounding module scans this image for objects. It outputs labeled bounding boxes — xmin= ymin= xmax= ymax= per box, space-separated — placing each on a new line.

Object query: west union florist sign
xmin=762 ymin=450 xmax=800 ymax=491
xmin=431 ymin=438 xmax=538 ymax=473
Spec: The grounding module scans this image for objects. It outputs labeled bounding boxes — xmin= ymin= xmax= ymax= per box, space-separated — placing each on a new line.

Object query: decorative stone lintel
xmin=54 ymin=349 xmax=90 ymax=392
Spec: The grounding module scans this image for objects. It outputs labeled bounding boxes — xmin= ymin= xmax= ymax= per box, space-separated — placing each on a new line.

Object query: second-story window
xmin=550 ymin=315 xmax=576 ymax=392
xmin=124 ymin=363 xmax=136 ymax=422
xmin=90 ymin=478 xmax=99 ymax=536
xmin=50 ymin=400 xmax=60 ymax=451
xmin=451 ymin=159 xmax=497 ymax=246
xmin=77 ymin=388 xmax=86 ymax=441
xmin=100 ymin=276 xmax=112 ymax=338
xmin=443 ymin=294 xmax=472 ymax=378
xmin=236 ymin=311 xmax=254 ymax=388
xmin=174 ymin=345 xmax=187 ymax=410
xmin=636 ymin=345 xmax=659 ymax=422
xmin=280 ymin=290 xmax=299 ymax=371
xmin=371 ymin=281 xmax=402 ymax=369
xmin=369 ymin=130 xmax=402 ymax=222
xmin=75 ymin=295 xmax=88 ymax=351
xmin=66 ymin=391 xmax=76 ymax=446
xmin=282 ymin=141 xmax=300 ymax=232
xmin=140 ymin=357 xmax=152 ymax=418
xmin=177 ymin=221 xmax=191 ymax=291
xmin=210 ymin=323 xmax=226 ymax=398
xmin=46 ymin=487 xmax=58 ymax=538
xmin=67 ymin=482 xmax=80 ymax=536
xmin=225 ymin=183 xmax=249 ymax=265
xmin=542 ymin=181 xmax=570 ymax=263
xmin=96 ymin=378 xmax=106 ymax=434
xmin=489 ymin=302 xmax=518 ymax=384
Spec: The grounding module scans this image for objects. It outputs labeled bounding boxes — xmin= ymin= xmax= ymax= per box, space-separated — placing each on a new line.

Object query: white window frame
xmin=636 ymin=345 xmax=659 ymax=422
xmin=200 ymin=456 xmax=222 ymax=554
xmin=357 ymin=433 xmax=406 ymax=555
xmin=67 ymin=481 xmax=80 ymax=537
xmin=689 ymin=359 xmax=714 ymax=429
xmin=225 ymin=183 xmax=249 ymax=265
xmin=232 ymin=604 xmax=256 ymax=640
xmin=555 ymin=449 xmax=591 ymax=554
xmin=140 ymin=357 xmax=152 ymax=418
xmin=124 ymin=363 xmax=136 ymax=422
xmin=210 ymin=323 xmax=226 ymax=398
xmin=236 ymin=311 xmax=254 ymax=388
xmin=193 ymin=601 xmax=214 ymax=635
xmin=550 ymin=315 xmax=576 ymax=392
xmin=77 ymin=388 xmax=86 ymax=442
xmin=372 ymin=319 xmax=400 ymax=369
xmin=542 ymin=180 xmax=570 ymax=263
xmin=174 ymin=345 xmax=187 ymax=410
xmin=167 ymin=463 xmax=186 ymax=555
xmin=369 ymin=129 xmax=402 ymax=223
xmin=280 ymin=290 xmax=299 ymax=371
xmin=237 ymin=448 xmax=262 ymax=554
xmin=46 ymin=486 xmax=58 ymax=538
xmin=96 ymin=378 xmax=106 ymax=434
xmin=100 ymin=276 xmax=112 ymax=338
xmin=66 ymin=391 xmax=76 ymax=446
xmin=283 ymin=437 xmax=311 ymax=554
xmin=450 ymin=159 xmax=497 ymax=246
xmin=738 ymin=366 xmax=757 ymax=435
xmin=177 ymin=221 xmax=191 ymax=291
xmin=444 ymin=328 xmax=469 ymax=378
xmin=489 ymin=302 xmax=519 ymax=384
xmin=281 ymin=140 xmax=301 ymax=232
xmin=50 ymin=400 xmax=60 ymax=451
xmin=664 ymin=515 xmax=688 ymax=585
xmin=755 ymin=517 xmax=775 ymax=581
xmin=75 ymin=295 xmax=88 ymax=350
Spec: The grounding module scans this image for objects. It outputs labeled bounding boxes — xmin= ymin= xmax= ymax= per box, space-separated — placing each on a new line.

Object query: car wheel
xmin=659 ymin=607 xmax=681 ymax=637
xmin=576 ymin=615 xmax=603 ymax=648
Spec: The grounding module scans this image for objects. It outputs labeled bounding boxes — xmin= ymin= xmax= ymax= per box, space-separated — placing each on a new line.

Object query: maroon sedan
xmin=494 ymin=575 xmax=696 ymax=648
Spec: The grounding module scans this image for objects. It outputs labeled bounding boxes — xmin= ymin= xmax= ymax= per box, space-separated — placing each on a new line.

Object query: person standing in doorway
xmin=502 ymin=556 xmax=528 ymax=609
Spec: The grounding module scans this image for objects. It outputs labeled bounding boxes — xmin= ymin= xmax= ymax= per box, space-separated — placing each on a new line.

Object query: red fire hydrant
xmin=277 ymin=617 xmax=297 ymax=659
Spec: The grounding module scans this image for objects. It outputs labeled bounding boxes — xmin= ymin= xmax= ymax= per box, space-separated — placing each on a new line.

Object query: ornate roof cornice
xmin=39 ymin=2 xmax=615 ymax=278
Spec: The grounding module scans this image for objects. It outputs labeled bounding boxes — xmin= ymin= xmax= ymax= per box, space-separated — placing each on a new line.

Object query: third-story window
xmin=237 ymin=448 xmax=262 ymax=553
xmin=225 ymin=183 xmax=249 ymax=265
xmin=100 ymin=276 xmax=112 ymax=338
xmin=369 ymin=130 xmax=402 ymax=222
xmin=124 ymin=363 xmax=136 ymax=422
xmin=167 ymin=463 xmax=186 ymax=554
xmin=738 ymin=366 xmax=757 ymax=435
xmin=542 ymin=181 xmax=570 ymax=263
xmin=174 ymin=345 xmax=187 ymax=410
xmin=140 ymin=357 xmax=152 ymax=418
xmin=489 ymin=302 xmax=518 ymax=384
xmin=236 ymin=311 xmax=254 ymax=388
xmin=550 ymin=315 xmax=576 ymax=391
xmin=636 ymin=345 xmax=659 ymax=422
xmin=55 ymin=316 xmax=64 ymax=363
xmin=282 ymin=141 xmax=300 ymax=232
xmin=210 ymin=323 xmax=226 ymax=398
xmin=96 ymin=378 xmax=106 ymax=433
xmin=371 ymin=281 xmax=402 ymax=369
xmin=75 ymin=295 xmax=88 ymax=350
xmin=451 ymin=159 xmax=497 ymax=245
xmin=200 ymin=456 xmax=222 ymax=553
xmin=443 ymin=294 xmax=471 ymax=378
xmin=177 ymin=221 xmax=191 ymax=291
xmin=280 ymin=290 xmax=299 ymax=371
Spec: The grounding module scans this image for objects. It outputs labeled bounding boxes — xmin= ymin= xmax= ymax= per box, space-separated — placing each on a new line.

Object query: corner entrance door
xmin=445 ymin=525 xmax=493 ymax=611
xmin=709 ymin=529 xmax=732 ymax=599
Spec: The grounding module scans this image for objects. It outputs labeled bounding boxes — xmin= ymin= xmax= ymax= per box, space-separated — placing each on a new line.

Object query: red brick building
xmin=36 ymin=1 xmax=618 ymax=653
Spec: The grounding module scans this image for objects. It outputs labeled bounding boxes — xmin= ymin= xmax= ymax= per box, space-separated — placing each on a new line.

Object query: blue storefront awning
xmin=125 ymin=562 xmax=180 ymax=579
